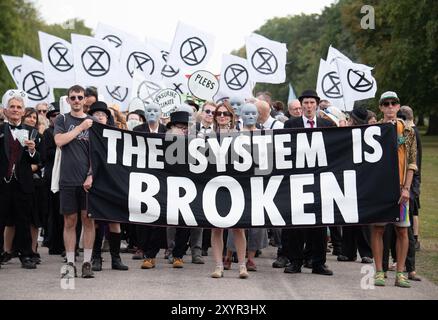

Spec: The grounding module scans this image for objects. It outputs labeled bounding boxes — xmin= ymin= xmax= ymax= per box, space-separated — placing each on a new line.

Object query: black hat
xmin=185 ymin=99 xmax=199 ymax=112
xmin=350 ymin=106 xmax=368 ymax=125
xmin=88 ymin=101 xmax=111 ymax=118
xmin=127 ymin=110 xmax=146 ymax=123
xmin=298 ymin=89 xmax=320 ymax=104
xmin=46 ymin=102 xmax=60 ymax=119
xmin=166 ymin=111 xmax=190 ymax=129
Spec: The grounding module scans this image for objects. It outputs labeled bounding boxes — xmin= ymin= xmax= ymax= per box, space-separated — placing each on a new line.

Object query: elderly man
xmin=256 ymin=100 xmax=284 ymax=130
xmin=0 ymin=90 xmax=39 ymax=269
xmin=287 ymin=99 xmax=302 ymax=118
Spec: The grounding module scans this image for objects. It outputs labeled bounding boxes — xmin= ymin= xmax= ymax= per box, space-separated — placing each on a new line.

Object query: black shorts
xmin=410 ymin=196 xmax=420 ymax=216
xmin=60 ymin=186 xmax=87 ymax=215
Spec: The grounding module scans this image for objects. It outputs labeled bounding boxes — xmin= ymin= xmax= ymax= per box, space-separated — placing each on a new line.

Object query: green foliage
xmin=233 ymin=0 xmax=437 ymax=128
xmin=0 ymin=0 xmax=91 ymax=97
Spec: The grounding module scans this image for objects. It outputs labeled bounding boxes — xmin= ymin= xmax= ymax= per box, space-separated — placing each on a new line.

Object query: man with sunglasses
xmin=54 ymin=85 xmax=95 ymax=279
xmin=371 ymin=91 xmax=417 ymax=288
xmin=195 ymin=102 xmax=216 ymax=136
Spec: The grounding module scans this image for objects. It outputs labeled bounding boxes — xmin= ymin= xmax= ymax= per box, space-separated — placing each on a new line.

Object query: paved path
xmin=1 ymin=245 xmax=437 ymax=300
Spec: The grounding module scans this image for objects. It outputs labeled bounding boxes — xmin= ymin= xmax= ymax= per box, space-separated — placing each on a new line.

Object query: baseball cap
xmin=379 ymin=91 xmax=399 ymax=104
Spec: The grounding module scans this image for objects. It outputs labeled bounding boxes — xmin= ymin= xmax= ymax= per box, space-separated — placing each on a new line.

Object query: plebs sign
xmin=187 ymin=70 xmax=218 ymax=101
xmin=153 ymin=88 xmax=181 ymax=116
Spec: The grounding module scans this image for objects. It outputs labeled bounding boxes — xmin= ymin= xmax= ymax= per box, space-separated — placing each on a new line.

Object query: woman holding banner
xmin=210 ymin=101 xmax=248 ymax=279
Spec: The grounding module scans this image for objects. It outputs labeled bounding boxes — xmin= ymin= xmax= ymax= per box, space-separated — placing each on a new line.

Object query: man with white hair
xmin=256 ymin=100 xmax=284 ymax=130
xmin=0 ymin=90 xmax=39 ymax=269
xmin=287 ymin=99 xmax=302 ymax=118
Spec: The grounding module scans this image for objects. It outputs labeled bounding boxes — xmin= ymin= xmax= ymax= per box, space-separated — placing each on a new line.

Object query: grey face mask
xmin=126 ymin=119 xmax=141 ymax=131
xmin=145 ymin=104 xmax=161 ymax=123
xmin=240 ymin=103 xmax=258 ymax=127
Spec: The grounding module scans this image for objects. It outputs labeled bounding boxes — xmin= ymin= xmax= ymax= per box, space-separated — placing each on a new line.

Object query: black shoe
xmin=303 ymin=259 xmax=312 ymax=269
xmin=201 ymin=249 xmax=208 ymax=256
xmin=92 ymin=256 xmax=102 ymax=271
xmin=255 ymin=249 xmax=262 ymax=257
xmin=361 ymin=257 xmax=373 ymax=264
xmin=81 ymin=262 xmax=94 ymax=278
xmin=31 ymin=252 xmax=41 ymax=265
xmin=337 ymin=255 xmax=356 ymax=262
xmin=312 ymin=265 xmax=333 ymax=276
xmin=272 ymin=256 xmax=290 ymax=268
xmin=284 ymin=263 xmax=302 ymax=274
xmin=0 ymin=251 xmax=13 ymax=264
xmin=112 ymin=257 xmax=129 ymax=271
xmin=415 ymin=240 xmax=421 ymax=251
xmin=21 ymin=257 xmax=37 ymax=269
xmin=332 ymin=248 xmax=342 ymax=256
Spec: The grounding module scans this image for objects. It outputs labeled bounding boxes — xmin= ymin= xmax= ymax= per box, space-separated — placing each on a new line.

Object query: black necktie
xmin=9 ymin=123 xmax=22 ymax=130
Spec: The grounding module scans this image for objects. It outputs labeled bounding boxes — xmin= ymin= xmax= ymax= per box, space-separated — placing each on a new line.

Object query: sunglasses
xmin=69 ymin=95 xmax=84 ymax=101
xmin=382 ymin=100 xmax=399 ymax=107
xmin=215 ymin=111 xmax=232 ymax=117
xmin=37 ymin=109 xmax=48 ymax=114
xmin=203 ymin=109 xmax=215 ymax=115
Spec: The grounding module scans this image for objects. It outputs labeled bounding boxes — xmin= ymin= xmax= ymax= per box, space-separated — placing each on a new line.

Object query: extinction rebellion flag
xmin=89 ymin=123 xmax=400 ymax=228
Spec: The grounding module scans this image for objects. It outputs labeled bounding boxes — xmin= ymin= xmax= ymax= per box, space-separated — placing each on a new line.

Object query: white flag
xmin=100 ymin=86 xmax=131 ymax=112
xmin=71 ymin=34 xmax=123 ymax=87
xmin=218 ymin=54 xmax=253 ymax=100
xmin=336 ymin=58 xmax=377 ymax=109
xmin=1 ymin=55 xmax=22 ymax=88
xmin=19 ymin=55 xmax=54 ymax=107
xmin=38 ymin=31 xmax=75 ymax=88
xmin=131 ymin=70 xmax=165 ymax=104
xmin=94 ymin=23 xmax=136 ymax=59
xmin=119 ymin=38 xmax=165 ymax=84
xmin=167 ymin=21 xmax=215 ymax=73
xmin=245 ymin=33 xmax=287 ymax=84
xmin=316 ymin=59 xmax=345 ymax=110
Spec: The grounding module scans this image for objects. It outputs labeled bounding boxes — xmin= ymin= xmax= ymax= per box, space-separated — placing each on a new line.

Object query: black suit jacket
xmin=133 ymin=123 xmax=167 ymax=133
xmin=0 ymin=123 xmax=41 ymax=193
xmin=284 ymin=116 xmax=335 ymax=129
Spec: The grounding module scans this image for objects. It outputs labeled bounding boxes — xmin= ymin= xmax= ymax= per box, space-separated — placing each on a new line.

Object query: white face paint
xmin=230 ymin=99 xmax=243 ymax=116
xmin=145 ymin=103 xmax=161 ymax=124
xmin=127 ymin=119 xmax=141 ymax=131
xmin=240 ymin=103 xmax=258 ymax=127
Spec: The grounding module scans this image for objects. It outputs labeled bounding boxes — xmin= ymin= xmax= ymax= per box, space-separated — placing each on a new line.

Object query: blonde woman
xmin=210 ymin=101 xmax=248 ymax=279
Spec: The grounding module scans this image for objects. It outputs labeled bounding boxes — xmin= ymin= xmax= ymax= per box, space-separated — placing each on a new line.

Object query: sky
xmin=34 ymin=0 xmax=335 ymax=73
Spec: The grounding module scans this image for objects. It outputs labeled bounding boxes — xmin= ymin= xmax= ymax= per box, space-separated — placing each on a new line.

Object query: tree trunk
xmin=426 ymin=114 xmax=438 ymax=135
xmin=417 ymin=113 xmax=424 ymax=126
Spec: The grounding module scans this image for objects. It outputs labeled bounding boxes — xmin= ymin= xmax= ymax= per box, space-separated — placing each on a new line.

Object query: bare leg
xmin=395 ymin=227 xmax=409 ymax=272
xmin=63 ymin=214 xmax=77 ymax=253
xmin=31 ymin=226 xmax=39 ymax=253
xmin=371 ymin=226 xmax=385 ymax=271
xmin=109 ymin=223 xmax=121 ymax=233
xmin=3 ymin=226 xmax=16 ymax=253
xmin=211 ymin=229 xmax=224 ymax=265
xmin=232 ymin=229 xmax=247 ymax=264
xmin=81 ymin=211 xmax=95 ymax=250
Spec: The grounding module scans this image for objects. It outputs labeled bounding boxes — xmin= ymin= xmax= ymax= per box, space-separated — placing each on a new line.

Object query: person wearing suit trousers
xmin=283 ymin=89 xmax=334 ymax=276
xmin=133 ymin=104 xmax=168 ymax=270
xmin=0 ymin=90 xmax=40 ymax=269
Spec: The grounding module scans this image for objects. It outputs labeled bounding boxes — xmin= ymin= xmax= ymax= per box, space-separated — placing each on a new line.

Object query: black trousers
xmin=0 ymin=180 xmax=33 ymax=258
xmin=286 ymin=227 xmax=326 ymax=268
xmin=329 ymin=226 xmax=342 ymax=253
xmin=137 ymin=225 xmax=166 ymax=259
xmin=47 ymin=190 xmax=64 ymax=253
xmin=173 ymin=228 xmax=191 ymax=259
xmin=341 ymin=225 xmax=372 ymax=259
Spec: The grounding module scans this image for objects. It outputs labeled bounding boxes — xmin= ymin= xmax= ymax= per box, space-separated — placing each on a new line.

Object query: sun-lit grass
xmin=415 ymin=133 xmax=438 ymax=284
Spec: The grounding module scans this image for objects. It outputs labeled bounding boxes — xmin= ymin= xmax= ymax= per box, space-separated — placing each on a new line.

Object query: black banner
xmin=89 ymin=123 xmax=400 ymax=228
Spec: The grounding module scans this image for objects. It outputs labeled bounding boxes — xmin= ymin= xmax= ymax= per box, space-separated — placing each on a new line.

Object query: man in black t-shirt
xmin=54 ymin=85 xmax=95 ymax=279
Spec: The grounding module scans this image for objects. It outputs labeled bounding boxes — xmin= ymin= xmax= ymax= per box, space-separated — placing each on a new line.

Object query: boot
xmin=109 ymin=232 xmax=128 ymax=271
xmin=92 ymin=226 xmax=103 ymax=271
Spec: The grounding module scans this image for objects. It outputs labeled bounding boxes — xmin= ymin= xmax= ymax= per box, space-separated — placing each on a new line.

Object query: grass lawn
xmin=415 ymin=133 xmax=438 ymax=284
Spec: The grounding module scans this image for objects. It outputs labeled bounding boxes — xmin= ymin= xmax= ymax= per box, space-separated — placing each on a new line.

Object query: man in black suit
xmin=0 ymin=90 xmax=40 ymax=269
xmin=283 ymin=89 xmax=334 ymax=276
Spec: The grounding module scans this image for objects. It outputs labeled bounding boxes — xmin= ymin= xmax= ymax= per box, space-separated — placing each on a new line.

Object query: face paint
xmin=145 ymin=103 xmax=161 ymax=124
xmin=240 ymin=103 xmax=258 ymax=127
